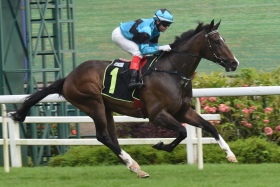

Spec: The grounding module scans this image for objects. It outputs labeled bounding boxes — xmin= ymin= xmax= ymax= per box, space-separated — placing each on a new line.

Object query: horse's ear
xmin=214 ymin=20 xmax=221 ymax=30
xmin=209 ymin=19 xmax=214 ymax=31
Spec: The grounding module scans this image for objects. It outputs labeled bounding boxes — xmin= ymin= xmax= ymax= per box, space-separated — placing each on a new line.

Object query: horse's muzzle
xmin=229 ymin=61 xmax=238 ymax=71
xmin=231 ymin=61 xmax=238 ymax=69
xmin=223 ymin=59 xmax=238 ymax=72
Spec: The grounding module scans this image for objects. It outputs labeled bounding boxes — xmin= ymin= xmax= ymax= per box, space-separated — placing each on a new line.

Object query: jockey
xmin=112 ymin=9 xmax=173 ymax=89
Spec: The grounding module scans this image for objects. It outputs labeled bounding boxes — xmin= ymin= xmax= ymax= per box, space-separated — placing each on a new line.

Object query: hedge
xmin=49 ymin=138 xmax=280 ymax=167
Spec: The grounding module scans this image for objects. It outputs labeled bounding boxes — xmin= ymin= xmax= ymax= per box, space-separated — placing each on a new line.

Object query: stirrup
xmin=128 ymin=82 xmax=145 ymax=90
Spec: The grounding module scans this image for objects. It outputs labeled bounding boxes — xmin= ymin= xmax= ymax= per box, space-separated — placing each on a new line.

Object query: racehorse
xmin=11 ymin=20 xmax=239 ymax=178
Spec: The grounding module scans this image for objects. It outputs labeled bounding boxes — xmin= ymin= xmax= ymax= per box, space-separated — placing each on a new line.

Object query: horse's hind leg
xmin=175 ymin=108 xmax=237 ymax=162
xmin=105 ymin=108 xmax=119 ymax=146
xmin=93 ymin=104 xmax=149 ymax=178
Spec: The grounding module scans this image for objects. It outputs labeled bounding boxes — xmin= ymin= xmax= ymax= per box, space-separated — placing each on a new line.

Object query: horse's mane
xmin=170 ymin=22 xmax=210 ymax=48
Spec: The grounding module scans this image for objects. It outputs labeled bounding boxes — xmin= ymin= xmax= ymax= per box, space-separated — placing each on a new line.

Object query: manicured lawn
xmin=0 ymin=164 xmax=279 ymax=187
xmin=74 ymin=0 xmax=280 ymax=75
xmin=32 ymin=0 xmax=280 ymax=80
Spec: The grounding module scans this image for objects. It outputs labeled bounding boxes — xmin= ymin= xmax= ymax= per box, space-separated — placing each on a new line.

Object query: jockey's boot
xmin=128 ymin=69 xmax=145 ymax=90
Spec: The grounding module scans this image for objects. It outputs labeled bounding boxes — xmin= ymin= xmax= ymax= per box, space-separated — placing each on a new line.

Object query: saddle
xmin=101 ymin=55 xmax=158 ymax=117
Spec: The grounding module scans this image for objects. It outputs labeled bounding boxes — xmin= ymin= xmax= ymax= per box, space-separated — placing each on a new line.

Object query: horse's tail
xmin=11 ymin=78 xmax=66 ymax=122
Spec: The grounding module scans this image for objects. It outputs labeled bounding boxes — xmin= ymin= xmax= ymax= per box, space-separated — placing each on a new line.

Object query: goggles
xmin=161 ymin=22 xmax=171 ymax=27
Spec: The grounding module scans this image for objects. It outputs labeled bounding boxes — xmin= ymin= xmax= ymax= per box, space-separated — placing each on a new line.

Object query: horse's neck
xmin=170 ymin=31 xmax=206 ymax=76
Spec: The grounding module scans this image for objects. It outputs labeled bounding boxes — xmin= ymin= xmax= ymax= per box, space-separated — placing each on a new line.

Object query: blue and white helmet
xmin=153 ymin=9 xmax=173 ymax=23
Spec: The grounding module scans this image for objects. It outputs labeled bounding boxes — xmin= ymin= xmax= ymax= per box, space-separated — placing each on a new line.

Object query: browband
xmin=205 ymin=30 xmax=218 ymax=37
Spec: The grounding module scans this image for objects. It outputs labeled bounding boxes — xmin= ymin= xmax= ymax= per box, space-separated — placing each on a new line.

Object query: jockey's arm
xmin=137 ymin=26 xmax=160 ymax=55
xmin=139 ymin=42 xmax=159 ymax=55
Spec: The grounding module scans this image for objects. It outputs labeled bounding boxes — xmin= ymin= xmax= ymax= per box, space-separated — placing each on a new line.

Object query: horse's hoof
xmin=152 ymin=141 xmax=164 ymax=150
xmin=227 ymin=156 xmax=238 ymax=163
xmin=137 ymin=170 xmax=149 ymax=178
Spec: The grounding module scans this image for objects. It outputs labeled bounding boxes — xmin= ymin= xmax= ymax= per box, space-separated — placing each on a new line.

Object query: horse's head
xmin=204 ymin=20 xmax=239 ymax=72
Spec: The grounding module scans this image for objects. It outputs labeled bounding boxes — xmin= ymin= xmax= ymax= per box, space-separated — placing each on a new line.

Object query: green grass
xmin=0 ymin=164 xmax=279 ymax=187
xmin=31 ymin=0 xmax=280 ymax=81
xmin=73 ymin=0 xmax=280 ymax=76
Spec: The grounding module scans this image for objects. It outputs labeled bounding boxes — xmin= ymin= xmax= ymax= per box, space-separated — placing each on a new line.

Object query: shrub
xmin=192 ymin=68 xmax=280 ymax=143
xmin=49 ymin=145 xmax=187 ymax=167
xmin=49 ymin=138 xmax=280 ymax=167
xmin=49 ymin=146 xmax=120 ymax=167
xmin=203 ymin=138 xmax=280 ymax=164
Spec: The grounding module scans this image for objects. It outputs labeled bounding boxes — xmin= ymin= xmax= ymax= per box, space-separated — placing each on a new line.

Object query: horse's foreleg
xmin=95 ymin=123 xmax=149 ymax=177
xmin=175 ymin=108 xmax=237 ymax=162
xmin=151 ymin=110 xmax=187 ymax=152
xmin=88 ymin=103 xmax=147 ymax=178
xmin=65 ymin=81 xmax=149 ymax=178
xmin=104 ymin=108 xmax=149 ymax=178
xmin=118 ymin=149 xmax=149 ymax=178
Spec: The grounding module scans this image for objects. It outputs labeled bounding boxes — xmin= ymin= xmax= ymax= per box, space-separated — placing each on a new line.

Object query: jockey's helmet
xmin=153 ymin=9 xmax=173 ymax=23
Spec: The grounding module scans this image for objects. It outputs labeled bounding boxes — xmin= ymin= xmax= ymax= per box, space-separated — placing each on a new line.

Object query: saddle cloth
xmin=101 ymin=56 xmax=157 ymax=102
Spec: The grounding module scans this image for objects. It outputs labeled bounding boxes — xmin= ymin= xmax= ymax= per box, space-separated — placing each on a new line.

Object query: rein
xmin=148 ymin=53 xmax=192 ymax=84
xmin=140 ymin=29 xmax=228 ymax=83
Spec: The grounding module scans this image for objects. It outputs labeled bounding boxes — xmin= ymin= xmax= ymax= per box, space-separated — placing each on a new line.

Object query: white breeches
xmin=112 ymin=27 xmax=143 ymax=58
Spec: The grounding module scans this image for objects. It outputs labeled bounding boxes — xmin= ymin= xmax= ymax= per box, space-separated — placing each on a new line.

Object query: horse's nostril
xmin=232 ymin=61 xmax=238 ymax=68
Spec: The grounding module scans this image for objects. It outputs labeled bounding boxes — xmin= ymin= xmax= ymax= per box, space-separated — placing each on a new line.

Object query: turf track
xmin=73 ymin=0 xmax=280 ymax=76
xmin=0 ymin=164 xmax=279 ymax=187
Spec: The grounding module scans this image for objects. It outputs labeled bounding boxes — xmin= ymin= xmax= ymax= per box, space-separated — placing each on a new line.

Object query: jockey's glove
xmin=159 ymin=45 xmax=171 ymax=52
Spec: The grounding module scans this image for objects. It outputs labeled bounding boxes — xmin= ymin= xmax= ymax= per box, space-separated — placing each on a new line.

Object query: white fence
xmin=1 ymin=86 xmax=280 ymax=172
xmin=0 ymin=108 xmax=220 ymax=170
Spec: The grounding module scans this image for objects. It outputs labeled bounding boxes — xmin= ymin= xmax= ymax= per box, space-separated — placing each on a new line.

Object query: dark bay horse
xmin=12 ymin=20 xmax=239 ymax=178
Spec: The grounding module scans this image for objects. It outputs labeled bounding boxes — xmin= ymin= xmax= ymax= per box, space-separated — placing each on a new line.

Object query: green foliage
xmin=193 ymin=70 xmax=231 ymax=88
xmin=49 ymin=138 xmax=280 ymax=167
xmin=232 ymin=138 xmax=280 ymax=163
xmin=49 ymin=146 xmax=120 ymax=167
xmin=203 ymin=138 xmax=280 ymax=164
xmin=49 ymin=145 xmax=187 ymax=167
xmin=192 ymin=68 xmax=280 ymax=142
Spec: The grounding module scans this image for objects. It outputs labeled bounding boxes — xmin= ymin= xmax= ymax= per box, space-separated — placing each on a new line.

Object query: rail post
xmin=186 ymin=123 xmax=197 ymax=164
xmin=8 ymin=117 xmax=22 ymax=167
xmin=1 ymin=104 xmax=9 ymax=172
xmin=195 ymin=98 xmax=203 ymax=169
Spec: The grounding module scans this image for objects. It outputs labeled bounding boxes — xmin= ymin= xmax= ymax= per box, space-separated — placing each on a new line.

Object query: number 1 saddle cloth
xmin=101 ymin=55 xmax=158 ymax=103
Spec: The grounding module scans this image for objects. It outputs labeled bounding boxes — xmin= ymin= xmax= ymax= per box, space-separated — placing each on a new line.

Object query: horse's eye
xmin=214 ymin=40 xmax=220 ymax=45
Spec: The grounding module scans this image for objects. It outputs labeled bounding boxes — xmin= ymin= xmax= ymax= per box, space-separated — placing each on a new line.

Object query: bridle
xmin=171 ymin=29 xmax=226 ymax=66
xmin=204 ymin=30 xmax=225 ymax=65
xmin=141 ymin=29 xmax=230 ymax=85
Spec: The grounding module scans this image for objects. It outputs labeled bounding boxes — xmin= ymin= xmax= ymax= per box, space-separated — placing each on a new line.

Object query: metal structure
xmin=0 ymin=0 xmax=77 ymax=166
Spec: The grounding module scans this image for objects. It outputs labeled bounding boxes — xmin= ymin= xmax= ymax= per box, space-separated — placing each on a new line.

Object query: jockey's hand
xmin=159 ymin=45 xmax=171 ymax=52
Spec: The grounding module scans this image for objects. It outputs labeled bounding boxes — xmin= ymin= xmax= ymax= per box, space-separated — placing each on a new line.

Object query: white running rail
xmin=1 ymin=86 xmax=280 ymax=172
